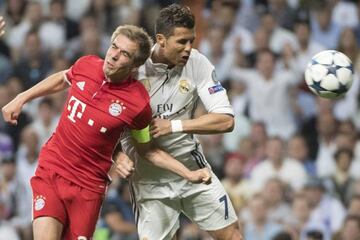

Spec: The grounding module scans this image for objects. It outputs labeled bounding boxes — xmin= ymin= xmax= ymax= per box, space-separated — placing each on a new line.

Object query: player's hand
xmin=2 ymin=97 xmax=24 ymax=125
xmin=115 ymin=152 xmax=135 ymax=179
xmin=0 ymin=16 xmax=5 ymax=37
xmin=188 ymin=167 xmax=212 ymax=185
xmin=150 ymin=117 xmax=172 ymax=138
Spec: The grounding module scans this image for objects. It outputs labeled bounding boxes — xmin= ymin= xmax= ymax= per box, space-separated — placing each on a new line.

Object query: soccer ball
xmin=304 ymin=50 xmax=354 ymax=99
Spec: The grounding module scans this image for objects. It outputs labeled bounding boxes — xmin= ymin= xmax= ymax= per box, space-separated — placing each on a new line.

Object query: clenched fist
xmin=115 ymin=152 xmax=135 ymax=179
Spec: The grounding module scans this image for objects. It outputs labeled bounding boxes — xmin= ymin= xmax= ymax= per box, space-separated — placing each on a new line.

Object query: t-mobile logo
xmin=67 ymin=96 xmax=86 ymax=123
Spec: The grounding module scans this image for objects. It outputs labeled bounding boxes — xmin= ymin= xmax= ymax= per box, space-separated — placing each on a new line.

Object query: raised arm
xmin=2 ymin=71 xmax=69 ymax=125
xmin=150 ymin=113 xmax=234 ymax=138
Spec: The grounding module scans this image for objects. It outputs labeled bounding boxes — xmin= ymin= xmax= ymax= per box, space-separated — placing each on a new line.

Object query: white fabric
xmin=332 ymin=1 xmax=359 ymax=29
xmin=65 ymin=0 xmax=91 ymax=21
xmin=333 ymin=73 xmax=360 ymax=121
xmin=170 ymin=120 xmax=183 ymax=133
xmin=250 ymin=158 xmax=307 ymax=192
xmin=270 ymin=27 xmax=299 ymax=54
xmin=308 ymin=195 xmax=346 ymax=237
xmin=316 ymin=140 xmax=337 ymax=178
xmin=0 ymin=224 xmax=20 ymax=240
xmin=230 ymin=67 xmax=299 ymax=139
xmin=31 ymin=116 xmax=59 ymax=149
xmin=39 ymin=21 xmax=66 ymax=50
xmin=131 ymin=172 xmax=238 ymax=239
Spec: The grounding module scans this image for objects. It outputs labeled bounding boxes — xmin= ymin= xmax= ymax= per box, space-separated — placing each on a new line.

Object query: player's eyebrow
xmin=177 ymin=37 xmax=195 ymax=44
xmin=112 ymin=42 xmax=133 ymax=58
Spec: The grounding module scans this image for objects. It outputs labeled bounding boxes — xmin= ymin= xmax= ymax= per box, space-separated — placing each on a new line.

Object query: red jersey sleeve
xmin=130 ymin=103 xmax=152 ymax=130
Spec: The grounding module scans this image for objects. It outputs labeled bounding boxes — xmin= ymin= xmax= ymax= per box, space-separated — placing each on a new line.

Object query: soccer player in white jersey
xmin=117 ymin=4 xmax=242 ymax=240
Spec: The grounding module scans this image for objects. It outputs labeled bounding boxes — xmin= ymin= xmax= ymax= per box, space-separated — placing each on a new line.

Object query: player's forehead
xmin=112 ymin=34 xmax=138 ymax=54
xmin=168 ymin=27 xmax=195 ymax=40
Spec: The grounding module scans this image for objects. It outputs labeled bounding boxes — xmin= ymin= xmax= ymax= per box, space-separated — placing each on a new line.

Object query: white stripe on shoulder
xmin=63 ymin=71 xmax=71 ymax=85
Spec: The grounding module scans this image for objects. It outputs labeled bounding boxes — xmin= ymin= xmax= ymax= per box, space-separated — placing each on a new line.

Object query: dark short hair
xmin=334 ymin=148 xmax=354 ymax=162
xmin=306 ymin=230 xmax=323 ymax=240
xmin=344 ymin=215 xmax=360 ymax=229
xmin=155 ymin=4 xmax=195 ymax=37
xmin=272 ymin=231 xmax=293 ymax=240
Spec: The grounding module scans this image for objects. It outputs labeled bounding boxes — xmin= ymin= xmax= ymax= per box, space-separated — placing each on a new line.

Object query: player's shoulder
xmin=128 ymin=78 xmax=150 ymax=104
xmin=188 ymin=49 xmax=212 ymax=66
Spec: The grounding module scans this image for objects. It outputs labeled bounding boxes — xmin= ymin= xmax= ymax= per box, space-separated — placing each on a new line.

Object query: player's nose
xmin=184 ymin=41 xmax=192 ymax=53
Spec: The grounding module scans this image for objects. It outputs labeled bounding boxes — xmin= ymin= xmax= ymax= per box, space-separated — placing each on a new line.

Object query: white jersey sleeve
xmin=193 ymin=52 xmax=234 ymax=116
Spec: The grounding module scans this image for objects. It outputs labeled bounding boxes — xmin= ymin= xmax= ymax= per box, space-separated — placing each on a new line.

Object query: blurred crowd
xmin=0 ymin=0 xmax=360 ymax=240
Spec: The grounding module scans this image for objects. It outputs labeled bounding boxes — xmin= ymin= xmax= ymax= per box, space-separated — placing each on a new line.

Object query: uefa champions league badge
xmin=34 ymin=195 xmax=46 ymax=211
xmin=109 ymin=100 xmax=124 ymax=117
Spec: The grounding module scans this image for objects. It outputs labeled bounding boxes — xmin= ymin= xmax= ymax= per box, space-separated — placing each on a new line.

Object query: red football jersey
xmin=38 ymin=55 xmax=152 ymax=193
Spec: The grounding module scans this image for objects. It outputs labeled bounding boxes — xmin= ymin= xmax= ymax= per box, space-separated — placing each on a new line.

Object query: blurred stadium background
xmin=0 ymin=0 xmax=360 ymax=239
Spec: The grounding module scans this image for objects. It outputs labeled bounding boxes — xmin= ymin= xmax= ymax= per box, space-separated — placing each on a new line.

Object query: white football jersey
xmin=121 ymin=48 xmax=234 ymax=183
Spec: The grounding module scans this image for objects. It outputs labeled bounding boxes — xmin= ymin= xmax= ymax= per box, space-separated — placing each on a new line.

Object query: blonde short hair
xmin=111 ymin=25 xmax=153 ymax=67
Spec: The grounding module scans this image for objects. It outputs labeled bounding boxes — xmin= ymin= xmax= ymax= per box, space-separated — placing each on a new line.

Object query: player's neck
xmin=152 ymin=45 xmax=175 ymax=69
xmin=107 ymin=72 xmax=131 ymax=83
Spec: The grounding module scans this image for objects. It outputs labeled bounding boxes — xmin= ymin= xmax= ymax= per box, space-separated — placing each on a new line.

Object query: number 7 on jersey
xmin=219 ymin=194 xmax=229 ymax=220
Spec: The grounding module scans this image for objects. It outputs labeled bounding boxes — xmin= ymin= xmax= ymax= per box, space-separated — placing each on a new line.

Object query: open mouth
xmin=181 ymin=56 xmax=189 ymax=61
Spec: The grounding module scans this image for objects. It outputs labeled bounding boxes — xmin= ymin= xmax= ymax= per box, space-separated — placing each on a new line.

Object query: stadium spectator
xmin=250 ymin=137 xmax=307 ymax=192
xmin=230 ymin=49 xmax=300 ymax=139
xmin=287 ymin=134 xmax=316 ymax=177
xmin=30 ymin=97 xmax=59 ymax=148
xmin=262 ymin=178 xmax=292 ymax=224
xmin=101 ymin=180 xmax=137 ymax=240
xmin=304 ymin=177 xmax=346 ymax=240
xmin=13 ymin=29 xmax=52 ymax=90
xmin=310 ymin=4 xmax=341 ymax=50
xmin=348 ymin=195 xmax=360 ymax=217
xmin=221 ymin=152 xmax=252 ymax=213
xmin=242 ymin=194 xmax=283 ymax=240
xmin=323 ymin=148 xmax=357 ymax=206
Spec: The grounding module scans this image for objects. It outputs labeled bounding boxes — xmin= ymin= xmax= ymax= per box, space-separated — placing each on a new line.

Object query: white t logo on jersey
xmin=67 ymin=96 xmax=86 ymax=123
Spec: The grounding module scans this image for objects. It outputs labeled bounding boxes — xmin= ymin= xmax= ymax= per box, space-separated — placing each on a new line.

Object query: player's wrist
xmin=170 ymin=120 xmax=183 ymax=133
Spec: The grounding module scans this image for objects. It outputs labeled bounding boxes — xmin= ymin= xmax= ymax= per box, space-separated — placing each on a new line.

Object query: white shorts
xmin=129 ymin=172 xmax=238 ymax=240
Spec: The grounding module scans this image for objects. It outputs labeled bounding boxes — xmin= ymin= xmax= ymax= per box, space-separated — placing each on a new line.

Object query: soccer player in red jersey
xmin=2 ymin=25 xmax=210 ymax=240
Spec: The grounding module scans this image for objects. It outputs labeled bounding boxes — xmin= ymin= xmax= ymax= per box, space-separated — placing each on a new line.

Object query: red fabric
xmin=31 ymin=166 xmax=104 ymax=239
xmin=39 ymin=55 xmax=151 ymax=193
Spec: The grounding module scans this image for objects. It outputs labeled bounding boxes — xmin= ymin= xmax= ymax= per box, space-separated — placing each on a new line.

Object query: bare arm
xmin=150 ymin=113 xmax=234 ymax=138
xmin=113 ymin=140 xmax=211 ymax=184
xmin=2 ymin=71 xmax=69 ymax=125
xmin=135 ymin=142 xmax=211 ymax=184
xmin=182 ymin=113 xmax=234 ymax=134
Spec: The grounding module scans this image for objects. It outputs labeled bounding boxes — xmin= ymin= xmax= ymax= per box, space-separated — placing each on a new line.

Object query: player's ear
xmin=156 ymin=34 xmax=166 ymax=48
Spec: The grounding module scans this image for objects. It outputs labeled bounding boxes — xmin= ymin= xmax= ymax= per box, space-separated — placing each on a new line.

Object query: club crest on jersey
xmin=34 ymin=195 xmax=46 ymax=211
xmin=179 ymin=79 xmax=190 ymax=94
xmin=109 ymin=100 xmax=124 ymax=117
